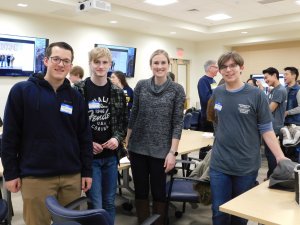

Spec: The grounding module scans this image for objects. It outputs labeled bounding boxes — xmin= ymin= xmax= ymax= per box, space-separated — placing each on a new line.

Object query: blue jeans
xmin=87 ymin=156 xmax=118 ymax=222
xmin=209 ymin=168 xmax=258 ymax=225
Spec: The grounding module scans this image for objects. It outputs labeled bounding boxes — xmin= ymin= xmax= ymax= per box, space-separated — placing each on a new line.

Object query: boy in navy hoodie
xmin=2 ymin=42 xmax=93 ymax=225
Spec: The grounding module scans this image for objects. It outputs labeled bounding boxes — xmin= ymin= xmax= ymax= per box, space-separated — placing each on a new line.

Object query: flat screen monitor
xmin=94 ymin=43 xmax=136 ymax=77
xmin=0 ymin=34 xmax=49 ymax=77
xmin=250 ymin=73 xmax=285 ymax=93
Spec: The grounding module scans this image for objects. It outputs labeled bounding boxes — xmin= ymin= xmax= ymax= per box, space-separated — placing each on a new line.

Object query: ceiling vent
xmin=258 ymin=0 xmax=284 ymax=4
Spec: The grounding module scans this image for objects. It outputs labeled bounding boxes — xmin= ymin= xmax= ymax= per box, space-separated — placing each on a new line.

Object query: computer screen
xmin=94 ymin=43 xmax=136 ymax=77
xmin=0 ymin=34 xmax=49 ymax=76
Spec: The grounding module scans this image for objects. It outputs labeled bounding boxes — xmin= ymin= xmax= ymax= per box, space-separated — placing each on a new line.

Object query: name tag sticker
xmin=60 ymin=103 xmax=73 ymax=115
xmin=214 ymin=102 xmax=222 ymax=111
xmin=211 ymin=83 xmax=217 ymax=89
xmin=88 ymin=101 xmax=101 ymax=110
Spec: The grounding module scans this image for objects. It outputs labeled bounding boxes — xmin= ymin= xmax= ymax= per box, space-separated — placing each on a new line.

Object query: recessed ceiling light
xmin=17 ymin=3 xmax=28 ymax=7
xmin=170 ymin=31 xmax=176 ymax=35
xmin=241 ymin=31 xmax=248 ymax=34
xmin=296 ymin=0 xmax=300 ymax=5
xmin=205 ymin=14 xmax=231 ymax=21
xmin=144 ymin=0 xmax=177 ymax=6
xmin=110 ymin=20 xmax=118 ymax=24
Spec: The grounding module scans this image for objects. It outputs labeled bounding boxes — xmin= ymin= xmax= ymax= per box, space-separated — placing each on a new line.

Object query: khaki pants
xmin=21 ymin=173 xmax=81 ymax=225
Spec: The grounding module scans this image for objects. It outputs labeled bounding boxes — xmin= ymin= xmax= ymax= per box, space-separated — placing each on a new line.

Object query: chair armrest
xmin=174 ymin=159 xmax=197 ymax=177
xmin=172 ymin=176 xmax=210 ymax=185
xmin=64 ymin=196 xmax=91 ymax=210
xmin=175 ymin=159 xmax=196 ymax=165
xmin=187 ymin=157 xmax=202 ymax=162
xmin=140 ymin=214 xmax=160 ymax=225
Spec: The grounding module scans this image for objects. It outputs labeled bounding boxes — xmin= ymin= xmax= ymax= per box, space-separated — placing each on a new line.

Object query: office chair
xmin=52 ymin=222 xmax=81 ymax=225
xmin=183 ymin=113 xmax=192 ymax=129
xmin=190 ymin=111 xmax=200 ymax=130
xmin=46 ymin=196 xmax=160 ymax=225
xmin=0 ymin=173 xmax=12 ymax=225
xmin=0 ymin=198 xmax=8 ymax=225
xmin=165 ymin=160 xmax=210 ymax=224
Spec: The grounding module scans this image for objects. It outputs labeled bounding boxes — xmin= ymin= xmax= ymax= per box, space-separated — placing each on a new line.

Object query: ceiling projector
xmin=77 ymin=0 xmax=111 ymax=12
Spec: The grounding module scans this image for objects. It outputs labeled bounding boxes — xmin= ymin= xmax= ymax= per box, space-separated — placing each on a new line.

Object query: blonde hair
xmin=88 ymin=47 xmax=112 ymax=63
xmin=149 ymin=49 xmax=170 ymax=65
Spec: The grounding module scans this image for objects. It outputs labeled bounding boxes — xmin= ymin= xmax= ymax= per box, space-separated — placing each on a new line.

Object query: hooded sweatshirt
xmin=2 ymin=73 xmax=93 ymax=181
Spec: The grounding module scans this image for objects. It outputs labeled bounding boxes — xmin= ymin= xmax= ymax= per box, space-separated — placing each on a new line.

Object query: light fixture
xmin=17 ymin=3 xmax=28 ymax=7
xmin=296 ymin=0 xmax=300 ymax=5
xmin=144 ymin=0 xmax=177 ymax=6
xmin=110 ymin=20 xmax=118 ymax=24
xmin=241 ymin=31 xmax=248 ymax=34
xmin=205 ymin=13 xmax=231 ymax=21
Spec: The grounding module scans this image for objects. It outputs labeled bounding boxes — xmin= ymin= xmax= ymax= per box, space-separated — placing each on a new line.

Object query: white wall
xmin=0 ymin=9 xmax=204 ymax=117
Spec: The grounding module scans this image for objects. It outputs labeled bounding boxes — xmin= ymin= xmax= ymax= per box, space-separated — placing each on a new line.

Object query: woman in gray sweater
xmin=125 ymin=49 xmax=185 ymax=225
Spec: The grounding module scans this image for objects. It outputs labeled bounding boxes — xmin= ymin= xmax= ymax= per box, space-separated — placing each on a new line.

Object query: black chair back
xmin=183 ymin=113 xmax=192 ymax=129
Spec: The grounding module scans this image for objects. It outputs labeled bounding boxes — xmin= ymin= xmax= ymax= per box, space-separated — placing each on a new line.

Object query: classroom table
xmin=118 ymin=163 xmax=134 ymax=194
xmin=178 ymin=130 xmax=214 ymax=155
xmin=219 ymin=181 xmax=300 ymax=225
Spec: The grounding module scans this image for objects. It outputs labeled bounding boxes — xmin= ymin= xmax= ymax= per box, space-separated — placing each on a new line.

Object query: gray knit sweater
xmin=128 ymin=76 xmax=186 ymax=159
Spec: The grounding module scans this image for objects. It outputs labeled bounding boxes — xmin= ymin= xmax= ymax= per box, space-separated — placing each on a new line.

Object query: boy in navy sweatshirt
xmin=2 ymin=42 xmax=93 ymax=225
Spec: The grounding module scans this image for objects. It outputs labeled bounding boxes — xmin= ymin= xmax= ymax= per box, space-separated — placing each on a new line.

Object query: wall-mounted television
xmin=0 ymin=34 xmax=49 ymax=77
xmin=94 ymin=43 xmax=136 ymax=77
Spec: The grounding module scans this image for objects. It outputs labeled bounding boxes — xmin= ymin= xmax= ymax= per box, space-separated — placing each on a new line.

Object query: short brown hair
xmin=45 ymin=42 xmax=74 ymax=62
xmin=70 ymin=66 xmax=84 ymax=79
xmin=218 ymin=51 xmax=244 ymax=69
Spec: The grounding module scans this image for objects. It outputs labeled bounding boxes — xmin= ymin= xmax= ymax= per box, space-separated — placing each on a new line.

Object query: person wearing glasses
xmin=209 ymin=51 xmax=287 ymax=225
xmin=73 ymin=47 xmax=127 ymax=223
xmin=1 ymin=42 xmax=93 ymax=225
xmin=197 ymin=59 xmax=219 ymax=132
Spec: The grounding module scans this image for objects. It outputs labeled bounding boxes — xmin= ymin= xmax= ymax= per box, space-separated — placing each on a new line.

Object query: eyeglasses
xmin=219 ymin=63 xmax=238 ymax=71
xmin=210 ymin=65 xmax=219 ymax=69
xmin=49 ymin=57 xmax=72 ymax=66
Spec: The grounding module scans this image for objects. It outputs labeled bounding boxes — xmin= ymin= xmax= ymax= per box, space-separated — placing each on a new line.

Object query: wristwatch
xmin=169 ymin=150 xmax=178 ymax=156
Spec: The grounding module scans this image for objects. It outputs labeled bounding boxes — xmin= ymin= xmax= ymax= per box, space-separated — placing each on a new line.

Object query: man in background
xmin=284 ymin=67 xmax=300 ymax=125
xmin=263 ymin=67 xmax=287 ymax=178
xmin=282 ymin=67 xmax=300 ymax=161
xmin=197 ymin=60 xmax=218 ymax=132
xmin=2 ymin=42 xmax=93 ymax=225
xmin=69 ymin=65 xmax=84 ymax=84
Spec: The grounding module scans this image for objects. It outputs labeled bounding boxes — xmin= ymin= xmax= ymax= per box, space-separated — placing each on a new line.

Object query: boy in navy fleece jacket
xmin=2 ymin=42 xmax=93 ymax=225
